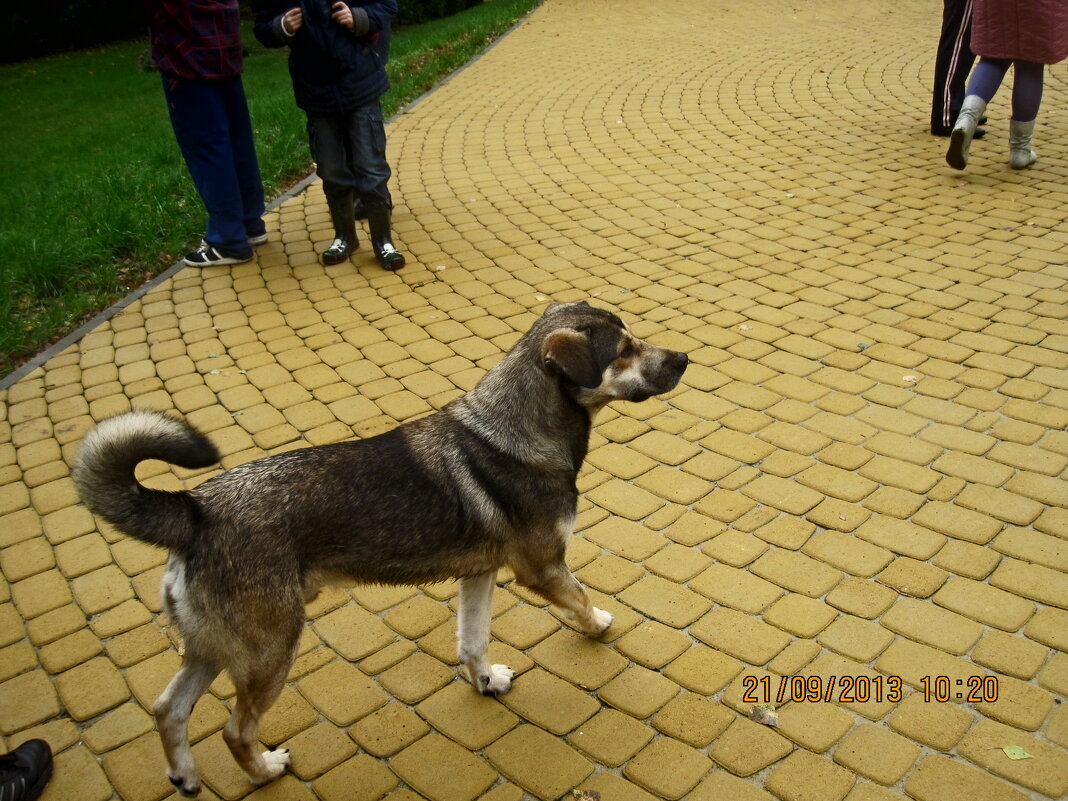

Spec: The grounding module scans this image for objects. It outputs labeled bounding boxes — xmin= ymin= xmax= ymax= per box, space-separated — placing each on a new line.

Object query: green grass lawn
xmin=0 ymin=0 xmax=539 ymax=378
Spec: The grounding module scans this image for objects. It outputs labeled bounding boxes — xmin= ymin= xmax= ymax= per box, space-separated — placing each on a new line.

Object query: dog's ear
xmin=544 ymin=300 xmax=591 ymax=316
xmin=543 ymin=328 xmax=602 ymax=388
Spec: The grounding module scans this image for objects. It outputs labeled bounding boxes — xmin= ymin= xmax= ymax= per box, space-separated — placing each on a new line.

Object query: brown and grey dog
xmin=73 ymin=301 xmax=688 ymax=796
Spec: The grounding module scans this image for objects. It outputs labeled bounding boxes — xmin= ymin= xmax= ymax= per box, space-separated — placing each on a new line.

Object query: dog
xmin=73 ymin=301 xmax=688 ymax=796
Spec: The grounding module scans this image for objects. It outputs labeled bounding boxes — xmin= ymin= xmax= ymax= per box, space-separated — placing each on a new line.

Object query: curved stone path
xmin=2 ymin=1 xmax=1067 ymax=799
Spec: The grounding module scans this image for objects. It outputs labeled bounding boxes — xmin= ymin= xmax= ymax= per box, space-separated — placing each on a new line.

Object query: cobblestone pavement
xmin=3 ymin=0 xmax=1068 ymax=799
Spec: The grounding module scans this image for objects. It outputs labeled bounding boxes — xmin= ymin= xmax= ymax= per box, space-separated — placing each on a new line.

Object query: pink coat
xmin=972 ymin=0 xmax=1068 ymax=63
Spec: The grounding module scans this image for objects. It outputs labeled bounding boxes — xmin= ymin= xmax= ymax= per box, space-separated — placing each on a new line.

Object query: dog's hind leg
xmin=154 ymin=656 xmax=222 ymax=797
xmin=223 ymin=660 xmax=292 ymax=786
xmin=516 ymin=561 xmax=613 ymax=637
xmin=457 ymin=570 xmax=514 ymax=695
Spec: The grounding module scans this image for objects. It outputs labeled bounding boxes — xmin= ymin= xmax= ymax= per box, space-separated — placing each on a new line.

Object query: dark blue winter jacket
xmin=253 ymin=0 xmax=396 ymax=114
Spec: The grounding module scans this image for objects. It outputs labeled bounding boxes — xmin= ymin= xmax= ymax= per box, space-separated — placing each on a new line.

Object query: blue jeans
xmin=306 ymin=101 xmax=392 ymax=208
xmin=163 ymin=74 xmax=265 ymax=256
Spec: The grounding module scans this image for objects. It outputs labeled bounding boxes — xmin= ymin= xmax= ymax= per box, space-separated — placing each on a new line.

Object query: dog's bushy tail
xmin=73 ymin=409 xmax=219 ymax=553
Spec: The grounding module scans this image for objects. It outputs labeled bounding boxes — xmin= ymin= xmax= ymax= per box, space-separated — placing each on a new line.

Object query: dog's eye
xmin=620 ymin=343 xmax=635 ymax=359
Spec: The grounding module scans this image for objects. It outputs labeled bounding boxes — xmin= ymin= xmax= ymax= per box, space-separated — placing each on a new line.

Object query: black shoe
xmin=183 ymin=243 xmax=253 ymax=266
xmin=366 ymin=204 xmax=406 ymax=271
xmin=0 ymin=740 xmax=53 ymax=801
xmin=321 ymin=236 xmax=356 ymax=266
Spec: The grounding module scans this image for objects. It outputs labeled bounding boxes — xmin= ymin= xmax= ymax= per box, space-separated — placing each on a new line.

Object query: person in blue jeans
xmin=148 ymin=0 xmax=268 ymax=267
xmin=254 ymin=0 xmax=405 ymax=270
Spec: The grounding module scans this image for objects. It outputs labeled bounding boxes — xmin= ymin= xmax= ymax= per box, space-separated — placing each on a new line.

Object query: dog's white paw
xmin=168 ymin=770 xmax=201 ymax=798
xmin=254 ymin=749 xmax=290 ymax=785
xmin=585 ymin=607 xmax=613 ymax=637
xmin=479 ymin=664 xmax=515 ymax=696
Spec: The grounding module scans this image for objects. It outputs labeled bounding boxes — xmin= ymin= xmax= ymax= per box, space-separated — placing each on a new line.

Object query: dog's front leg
xmin=457 ymin=570 xmax=514 ymax=695
xmin=518 ymin=562 xmax=613 ymax=637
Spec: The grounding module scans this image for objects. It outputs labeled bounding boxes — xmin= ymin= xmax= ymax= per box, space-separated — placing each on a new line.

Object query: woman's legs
xmin=1008 ymin=60 xmax=1043 ymax=168
xmin=965 ymin=57 xmax=1010 ymax=102
xmin=1009 ymin=60 xmax=1044 ymax=122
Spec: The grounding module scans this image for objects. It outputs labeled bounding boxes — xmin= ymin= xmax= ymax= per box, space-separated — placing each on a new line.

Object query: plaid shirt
xmin=147 ymin=0 xmax=244 ymax=80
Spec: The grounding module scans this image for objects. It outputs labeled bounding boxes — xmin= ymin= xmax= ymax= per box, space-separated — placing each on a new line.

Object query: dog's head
xmin=537 ymin=301 xmax=688 ymax=408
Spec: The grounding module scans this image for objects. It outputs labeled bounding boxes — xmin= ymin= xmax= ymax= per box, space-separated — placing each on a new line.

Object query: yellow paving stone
xmin=834 ymin=724 xmax=920 ymax=786
xmin=11 ymin=569 xmax=73 ymax=618
xmin=690 ymin=563 xmax=784 ymax=614
xmin=775 ymin=698 xmax=855 ymax=753
xmin=875 ymin=557 xmax=948 ymax=599
xmin=70 ymin=564 xmax=135 ymax=614
xmin=54 ymin=656 xmax=129 ymax=721
xmin=101 ymin=730 xmax=175 ymax=801
xmin=566 ymin=708 xmax=654 ymax=767
xmin=887 ymin=691 xmax=973 ymax=750
xmin=614 ymin=620 xmax=691 ymax=670
xmin=802 ymin=530 xmax=892 ymax=577
xmin=801 ymin=653 xmax=897 ymax=721
xmin=708 ymin=716 xmax=792 ymax=777
xmin=345 ymin=705 xmax=429 ymax=762
xmin=750 ymin=548 xmax=843 ymax=597
xmin=0 ymin=537 xmax=55 ymax=582
xmin=650 ymin=692 xmax=734 ymax=748
xmin=414 ymin=682 xmax=516 ymax=752
xmin=905 ymin=754 xmax=1027 ymax=801
xmin=580 ymin=517 xmax=665 ymax=561
xmin=82 ymin=701 xmax=155 ymax=754
xmin=499 ymin=668 xmax=598 ymax=735
xmin=529 ymin=629 xmax=626 ymax=690
xmin=39 ymin=627 xmax=102 ymax=673
xmin=931 ymin=539 xmax=1001 ymax=579
xmin=44 ymin=743 xmax=114 ymax=801
xmin=312 ymin=753 xmax=399 ymax=801
xmin=585 ymin=478 xmax=664 ymax=521
xmin=958 ymin=717 xmax=1068 ymax=797
xmin=818 ymin=615 xmax=895 ymax=663
xmin=992 ymin=526 xmax=1068 ymax=571
xmin=312 ymin=603 xmax=396 ymax=661
xmin=932 ymin=577 xmax=1035 ymax=631
xmin=624 ymin=736 xmax=713 ymax=799
xmin=974 ymin=672 xmax=1054 ymax=731
xmin=577 ymin=773 xmax=658 ymax=801
xmin=297 ymin=660 xmax=388 ymax=726
xmin=690 ymin=772 xmax=774 ymax=801
xmin=766 ymin=749 xmax=856 ymax=801
xmin=0 ymin=604 xmax=25 ymax=648
xmin=691 ymin=607 xmax=790 ymax=666
xmin=972 ymin=630 xmax=1049 ymax=680
xmin=618 ymin=575 xmax=710 ymax=627
xmin=767 ymin=639 xmax=821 ymax=676
xmin=377 ymin=652 xmax=453 ymax=704
xmin=664 ymin=646 xmax=743 ymax=696
xmin=989 ymin=558 xmax=1068 ymax=608
xmin=751 ymin=515 xmax=815 ymax=550
xmin=764 ymin=593 xmax=837 ymax=638
xmin=485 ymin=725 xmax=592 ymax=801
xmin=1048 ymin=703 xmax=1068 ymax=750
xmin=881 ymin=596 xmax=983 ymax=654
xmin=0 ymin=641 xmax=37 ymax=681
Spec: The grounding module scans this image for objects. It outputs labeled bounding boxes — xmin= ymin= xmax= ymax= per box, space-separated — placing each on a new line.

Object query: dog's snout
xmin=669 ymin=351 xmax=688 ymax=372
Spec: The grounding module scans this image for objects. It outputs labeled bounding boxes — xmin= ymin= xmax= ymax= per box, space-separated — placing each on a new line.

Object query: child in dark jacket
xmin=254 ymin=0 xmax=405 ymax=269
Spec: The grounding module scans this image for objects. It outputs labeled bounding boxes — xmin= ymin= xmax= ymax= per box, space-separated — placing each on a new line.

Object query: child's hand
xmin=330 ymin=2 xmax=354 ymax=30
xmin=282 ymin=7 xmax=303 ymax=34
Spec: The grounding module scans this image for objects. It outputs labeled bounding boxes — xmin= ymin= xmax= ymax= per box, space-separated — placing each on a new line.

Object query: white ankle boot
xmin=946 ymin=95 xmax=988 ymax=170
xmin=1009 ymin=120 xmax=1038 ymax=169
